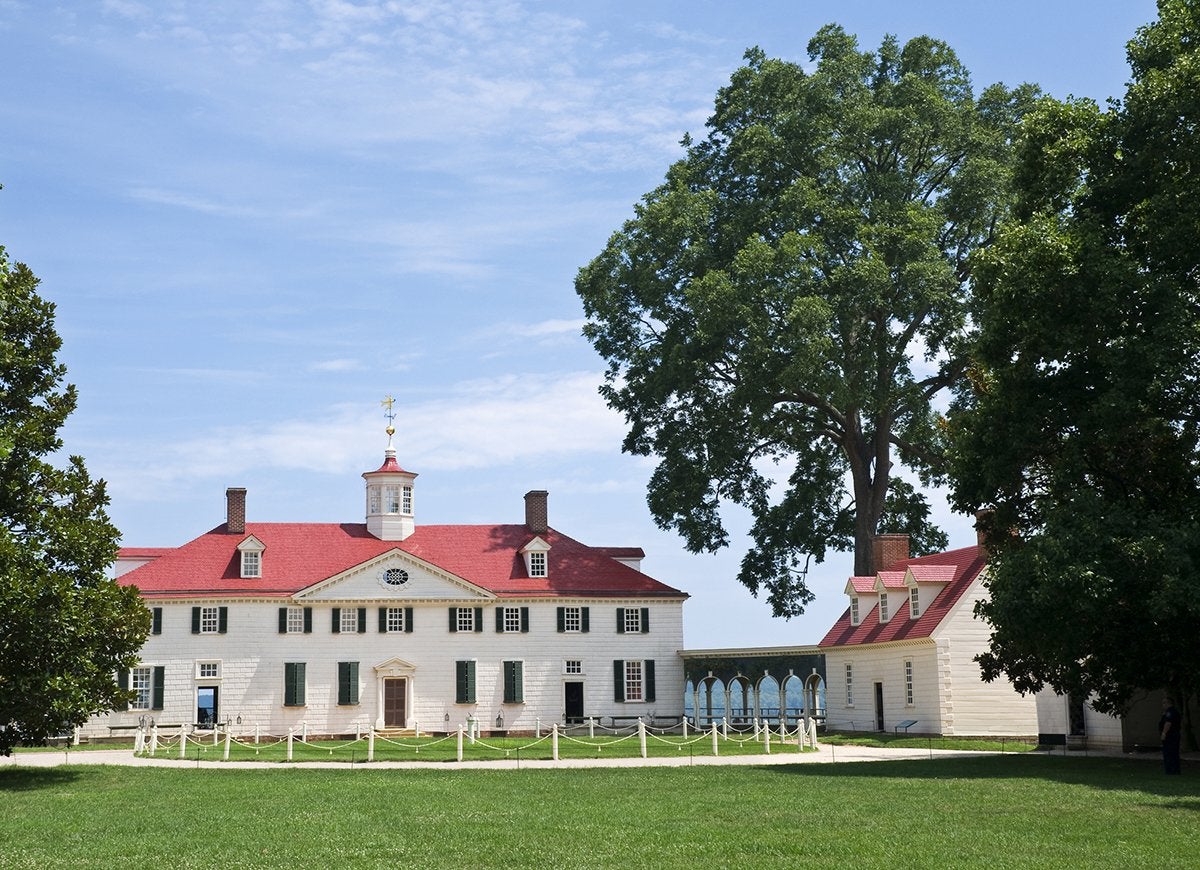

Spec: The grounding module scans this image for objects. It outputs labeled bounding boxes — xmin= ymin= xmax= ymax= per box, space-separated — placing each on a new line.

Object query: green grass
xmin=1 ymin=755 xmax=1196 ymax=868
xmin=821 ymin=730 xmax=1038 ymax=752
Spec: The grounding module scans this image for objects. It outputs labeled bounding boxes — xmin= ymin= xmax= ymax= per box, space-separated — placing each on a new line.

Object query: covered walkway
xmin=681 ymin=645 xmax=825 ymax=729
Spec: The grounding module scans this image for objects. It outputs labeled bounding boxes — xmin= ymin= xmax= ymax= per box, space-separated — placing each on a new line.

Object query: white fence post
xmin=764 ymin=725 xmax=771 ymax=754
xmin=682 ymin=717 xmax=689 ymax=738
xmin=711 ymin=723 xmax=719 ymax=756
xmin=223 ymin=727 xmax=232 ymax=761
xmin=255 ymin=723 xmax=260 ymax=745
xmin=552 ymin=723 xmax=559 ymax=761
xmin=722 ymin=717 xmax=729 ymax=739
xmin=287 ymin=728 xmax=294 ymax=762
xmin=638 ymin=718 xmax=647 ymax=759
xmin=149 ymin=724 xmax=159 ymax=756
xmin=457 ymin=725 xmax=464 ymax=762
xmin=178 ymin=725 xmax=187 ymax=759
xmin=588 ymin=717 xmax=595 ymax=739
xmin=368 ymin=729 xmax=375 ymax=762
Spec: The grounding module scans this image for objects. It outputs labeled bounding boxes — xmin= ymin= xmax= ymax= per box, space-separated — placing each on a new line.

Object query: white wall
xmin=84 ymin=597 xmax=685 ymax=737
xmin=823 ymin=642 xmax=940 ymax=733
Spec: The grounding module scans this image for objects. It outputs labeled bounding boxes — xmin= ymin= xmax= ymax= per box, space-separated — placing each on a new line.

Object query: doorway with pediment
xmin=374 ymin=656 xmax=417 ymax=730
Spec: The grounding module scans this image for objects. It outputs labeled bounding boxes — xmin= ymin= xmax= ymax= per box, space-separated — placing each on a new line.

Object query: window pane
xmin=624 ymin=660 xmax=643 ymax=702
xmin=386 ymin=607 xmax=406 ymax=633
xmin=130 ymin=667 xmax=152 ymax=710
xmin=200 ymin=607 xmax=219 ymax=633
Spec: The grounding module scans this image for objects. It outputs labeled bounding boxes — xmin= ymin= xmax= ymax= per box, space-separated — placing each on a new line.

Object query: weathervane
xmin=381 ymin=395 xmax=396 ymax=438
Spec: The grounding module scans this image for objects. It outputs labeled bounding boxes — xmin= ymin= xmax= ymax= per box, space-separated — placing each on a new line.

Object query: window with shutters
xmin=199 ymin=606 xmax=220 ymax=634
xmin=455 ymin=660 xmax=476 ymax=704
xmin=503 ymin=660 xmax=524 ymax=704
xmin=130 ymin=667 xmax=152 ymax=710
xmin=386 ymin=607 xmax=407 ymax=633
xmin=338 ymin=661 xmax=360 ymax=705
xmin=340 ymin=608 xmax=360 ymax=634
xmin=284 ymin=662 xmax=306 ymax=707
xmin=502 ymin=606 xmax=522 ymax=633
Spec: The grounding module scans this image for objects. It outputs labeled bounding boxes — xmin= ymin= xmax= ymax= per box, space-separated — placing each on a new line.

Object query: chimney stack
xmin=226 ymin=487 xmax=247 ymax=535
xmin=524 ymin=490 xmax=548 ymax=534
xmin=871 ymin=533 xmax=909 ymax=572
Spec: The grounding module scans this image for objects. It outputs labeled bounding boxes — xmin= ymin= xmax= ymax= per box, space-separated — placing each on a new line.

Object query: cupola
xmin=362 ymin=397 xmax=418 ymax=541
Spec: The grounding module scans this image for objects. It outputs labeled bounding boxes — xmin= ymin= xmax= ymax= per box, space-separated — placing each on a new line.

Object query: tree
xmin=0 ymin=242 xmax=149 ymax=755
xmin=948 ymin=0 xmax=1200 ymax=720
xmin=577 ymin=27 xmax=1035 ymax=615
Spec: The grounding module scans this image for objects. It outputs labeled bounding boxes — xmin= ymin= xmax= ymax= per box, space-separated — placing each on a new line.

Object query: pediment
xmin=374 ymin=656 xmax=417 ymax=677
xmin=296 ymin=550 xmax=495 ymax=602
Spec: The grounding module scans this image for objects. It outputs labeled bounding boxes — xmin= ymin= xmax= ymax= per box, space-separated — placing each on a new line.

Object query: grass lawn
xmin=1 ymin=754 xmax=1196 ymax=868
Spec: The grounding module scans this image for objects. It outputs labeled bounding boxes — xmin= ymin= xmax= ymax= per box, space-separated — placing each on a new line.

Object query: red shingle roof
xmin=846 ymin=576 xmax=877 ymax=594
xmin=118 ymin=523 xmax=686 ymax=600
xmin=819 ymin=545 xmax=986 ymax=647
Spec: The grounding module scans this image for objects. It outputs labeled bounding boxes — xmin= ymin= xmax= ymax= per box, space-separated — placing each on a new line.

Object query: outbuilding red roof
xmin=819 ymin=545 xmax=986 ymax=648
xmin=117 ymin=522 xmax=686 ymax=601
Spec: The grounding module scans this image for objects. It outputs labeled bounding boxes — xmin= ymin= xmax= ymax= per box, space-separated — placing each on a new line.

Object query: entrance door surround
xmin=374 ymin=657 xmax=417 ymax=730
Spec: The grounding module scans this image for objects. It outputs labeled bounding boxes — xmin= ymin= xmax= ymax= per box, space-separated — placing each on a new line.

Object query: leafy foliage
xmin=949 ymin=0 xmax=1200 ymax=717
xmin=0 ymin=244 xmax=148 ymax=755
xmin=578 ymin=27 xmax=1033 ymax=614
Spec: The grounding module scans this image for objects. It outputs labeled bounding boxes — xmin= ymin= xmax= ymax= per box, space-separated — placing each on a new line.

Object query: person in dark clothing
xmin=1159 ymin=697 xmax=1182 ymax=775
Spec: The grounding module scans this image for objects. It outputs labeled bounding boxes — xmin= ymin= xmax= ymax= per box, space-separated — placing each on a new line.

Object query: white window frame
xmin=909 ymin=587 xmax=920 ymax=619
xmin=564 ymin=659 xmax=583 ymax=675
xmin=196 ymin=661 xmax=221 ymax=680
xmin=285 ymin=606 xmax=305 ymax=634
xmin=130 ymin=666 xmax=152 ymax=710
xmin=623 ymin=608 xmax=642 ymax=634
xmin=241 ymin=550 xmax=261 ymax=579
xmin=503 ymin=606 xmax=522 ymax=633
xmin=384 ymin=485 xmax=401 ymax=514
xmin=562 ymin=606 xmax=582 ymax=633
xmin=456 ymin=608 xmax=475 ymax=633
xmin=340 ymin=608 xmax=360 ymax=634
xmin=528 ymin=551 xmax=547 ymax=578
xmin=905 ymin=659 xmax=914 ymax=706
xmin=199 ymin=606 xmax=220 ymax=634
xmin=879 ymin=593 xmax=890 ymax=623
xmin=386 ymin=607 xmax=407 ymax=633
xmin=849 ymin=596 xmax=860 ymax=625
xmin=845 ymin=662 xmax=854 ymax=707
xmin=401 ymin=485 xmax=413 ymax=515
xmin=624 ymin=660 xmax=644 ymax=702
xmin=368 ymin=485 xmax=381 ymax=515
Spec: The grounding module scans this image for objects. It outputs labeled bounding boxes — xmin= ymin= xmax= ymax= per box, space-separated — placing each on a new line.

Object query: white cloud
xmin=308 ymin=358 xmax=363 ymax=372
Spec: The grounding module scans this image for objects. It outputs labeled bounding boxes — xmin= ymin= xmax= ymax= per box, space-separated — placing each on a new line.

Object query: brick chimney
xmin=872 ymin=533 xmax=909 ymax=572
xmin=524 ymin=490 xmax=548 ymax=534
xmin=226 ymin=487 xmax=246 ymax=535
xmin=975 ymin=509 xmax=996 ymax=558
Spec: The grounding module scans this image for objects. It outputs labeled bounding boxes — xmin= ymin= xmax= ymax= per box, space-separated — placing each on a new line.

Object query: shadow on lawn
xmin=766 ymin=754 xmax=1200 ymax=806
xmin=0 ymin=768 xmax=84 ymax=792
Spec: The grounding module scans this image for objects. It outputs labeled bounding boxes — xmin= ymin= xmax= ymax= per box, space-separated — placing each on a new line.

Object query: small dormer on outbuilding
xmin=237 ymin=535 xmax=265 ymax=579
xmin=844 ymin=576 xmax=877 ymax=626
xmin=873 ymin=571 xmax=908 ymax=623
xmin=363 ymin=401 xmax=418 ymax=542
xmin=904 ymin=564 xmax=956 ymax=619
xmin=520 ymin=536 xmax=551 ymax=578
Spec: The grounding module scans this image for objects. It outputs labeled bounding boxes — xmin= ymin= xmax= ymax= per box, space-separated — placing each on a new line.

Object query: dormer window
xmin=850 ymin=596 xmax=860 ymax=625
xmin=237 ymin=535 xmax=265 ymax=579
xmin=520 ymin=537 xmax=550 ymax=579
xmin=909 ymin=586 xmax=920 ymax=619
xmin=879 ymin=592 xmax=890 ymax=623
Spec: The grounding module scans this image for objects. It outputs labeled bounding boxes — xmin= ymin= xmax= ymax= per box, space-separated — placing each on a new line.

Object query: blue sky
xmin=2 ymin=1 xmax=1158 ymax=647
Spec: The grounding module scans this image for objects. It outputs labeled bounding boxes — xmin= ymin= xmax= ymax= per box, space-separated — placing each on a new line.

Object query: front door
xmin=565 ymin=681 xmax=584 ymax=723
xmin=197 ymin=686 xmax=219 ymax=728
xmin=874 ymin=682 xmax=885 ymax=732
xmin=384 ymin=678 xmax=407 ymax=727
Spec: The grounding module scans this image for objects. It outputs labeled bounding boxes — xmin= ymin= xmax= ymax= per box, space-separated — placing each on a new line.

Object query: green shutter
xmin=303 ymin=608 xmax=312 ymax=633
xmin=504 ymin=661 xmax=523 ymax=703
xmin=218 ymin=606 xmax=228 ymax=633
xmin=285 ymin=662 xmax=306 ymax=707
xmin=357 ymin=607 xmax=367 ymax=633
xmin=279 ymin=607 xmax=289 ymax=634
xmin=645 ymin=660 xmax=656 ymax=703
xmin=338 ymin=661 xmax=359 ymax=705
xmin=117 ymin=669 xmax=130 ymax=711
xmin=405 ymin=607 xmax=414 ymax=632
xmin=556 ymin=607 xmax=565 ymax=633
xmin=151 ymin=607 xmax=162 ymax=635
xmin=581 ymin=606 xmax=590 ymax=633
xmin=616 ymin=608 xmax=625 ymax=633
xmin=152 ymin=666 xmax=165 ymax=710
xmin=613 ymin=660 xmax=625 ymax=702
xmin=474 ymin=607 xmax=484 ymax=632
xmin=191 ymin=607 xmax=200 ymax=634
xmin=456 ymin=660 xmax=476 ymax=704
xmin=496 ymin=607 xmax=505 ymax=632
xmin=641 ymin=607 xmax=650 ymax=633
xmin=520 ymin=607 xmax=529 ymax=632
xmin=332 ymin=608 xmax=341 ymax=633
xmin=379 ymin=607 xmax=388 ymax=633
xmin=448 ymin=608 xmax=457 ymax=633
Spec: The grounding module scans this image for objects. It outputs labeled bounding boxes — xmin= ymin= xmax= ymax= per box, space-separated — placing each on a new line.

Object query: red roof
xmin=846 ymin=576 xmax=877 ymax=594
xmin=118 ymin=547 xmax=173 ymax=559
xmin=876 ymin=570 xmax=908 ymax=589
xmin=820 ymin=545 xmax=986 ymax=648
xmin=117 ymin=523 xmax=686 ymax=600
xmin=908 ymin=564 xmax=958 ymax=583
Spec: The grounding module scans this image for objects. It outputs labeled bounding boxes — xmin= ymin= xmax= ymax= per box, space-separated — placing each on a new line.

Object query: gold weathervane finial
xmin=381 ymin=395 xmax=396 ymax=437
